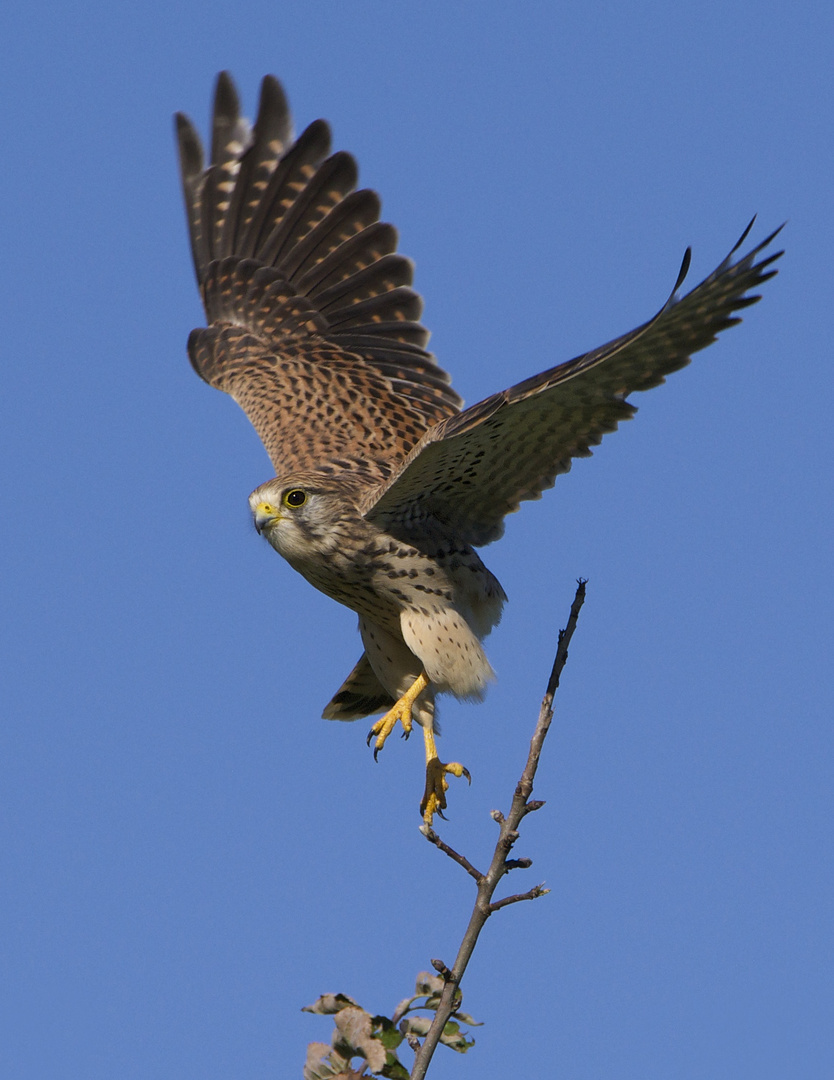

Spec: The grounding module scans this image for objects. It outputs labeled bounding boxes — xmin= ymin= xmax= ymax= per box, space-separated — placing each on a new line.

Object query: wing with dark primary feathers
xmin=362 ymin=221 xmax=783 ymax=546
xmin=176 ymin=72 xmax=461 ymax=487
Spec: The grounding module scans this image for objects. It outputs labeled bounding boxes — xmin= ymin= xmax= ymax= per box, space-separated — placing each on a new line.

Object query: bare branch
xmin=421 ymin=829 xmax=484 ymax=882
xmin=489 ymin=884 xmax=550 ymax=912
xmin=410 ymin=579 xmax=587 ymax=1079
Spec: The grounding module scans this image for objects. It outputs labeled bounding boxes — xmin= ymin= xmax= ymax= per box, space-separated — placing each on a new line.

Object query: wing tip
xmin=174 ymin=111 xmax=204 ymax=180
xmin=672 ymin=246 xmax=692 ymax=296
xmin=212 ymin=70 xmax=240 ymax=129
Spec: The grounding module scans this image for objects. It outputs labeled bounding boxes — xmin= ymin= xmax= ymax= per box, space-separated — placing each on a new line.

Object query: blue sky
xmin=1 ymin=2 xmax=831 ymax=1077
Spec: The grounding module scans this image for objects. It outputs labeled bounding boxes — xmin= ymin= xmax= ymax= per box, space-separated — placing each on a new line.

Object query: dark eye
xmin=284 ymin=488 xmax=307 ymax=508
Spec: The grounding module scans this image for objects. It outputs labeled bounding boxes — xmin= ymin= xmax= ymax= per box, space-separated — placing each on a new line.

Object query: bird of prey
xmin=175 ymin=72 xmax=781 ymax=825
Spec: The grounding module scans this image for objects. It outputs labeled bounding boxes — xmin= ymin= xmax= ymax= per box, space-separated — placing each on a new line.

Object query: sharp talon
xmin=373 ymin=747 xmax=380 ymax=762
xmin=365 ymin=672 xmax=429 ymax=761
xmin=420 ymin=755 xmax=471 ymax=826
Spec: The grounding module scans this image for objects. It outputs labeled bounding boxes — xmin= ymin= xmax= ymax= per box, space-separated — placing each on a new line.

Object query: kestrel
xmin=176 ymin=72 xmax=781 ymax=824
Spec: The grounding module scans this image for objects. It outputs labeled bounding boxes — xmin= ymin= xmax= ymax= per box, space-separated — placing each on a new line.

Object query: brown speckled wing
xmin=364 ymin=222 xmax=783 ymax=546
xmin=176 ymin=73 xmax=461 ymax=481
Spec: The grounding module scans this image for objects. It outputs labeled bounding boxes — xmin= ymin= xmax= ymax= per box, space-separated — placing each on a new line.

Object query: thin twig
xmin=410 ymin=580 xmax=586 ymax=1080
xmin=489 ymin=884 xmax=550 ymax=912
xmin=421 ymin=828 xmax=484 ymax=882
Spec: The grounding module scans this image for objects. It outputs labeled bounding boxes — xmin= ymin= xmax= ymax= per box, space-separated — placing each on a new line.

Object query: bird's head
xmin=248 ymin=475 xmax=354 ymax=563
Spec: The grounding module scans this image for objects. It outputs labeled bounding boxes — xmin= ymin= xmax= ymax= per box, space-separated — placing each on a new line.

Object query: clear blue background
xmin=2 ymin=2 xmax=831 ymax=1077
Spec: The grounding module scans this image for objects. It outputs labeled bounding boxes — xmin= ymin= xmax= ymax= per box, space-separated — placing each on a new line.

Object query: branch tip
xmin=430 ymin=958 xmax=453 ymax=980
xmin=489 ymin=883 xmax=550 ymax=913
xmin=504 ymin=857 xmax=532 ymax=871
xmin=410 ymin=582 xmax=586 ymax=1080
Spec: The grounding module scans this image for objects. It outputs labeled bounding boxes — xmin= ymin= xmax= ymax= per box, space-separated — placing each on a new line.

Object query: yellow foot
xmin=421 ymin=757 xmax=471 ymax=825
xmin=419 ymin=721 xmax=471 ymax=825
xmin=366 ymin=671 xmax=430 ymax=760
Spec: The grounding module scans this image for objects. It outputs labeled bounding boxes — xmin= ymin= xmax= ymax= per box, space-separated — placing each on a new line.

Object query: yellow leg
xmin=420 ymin=724 xmax=471 ymax=826
xmin=367 ymin=671 xmax=430 ymax=759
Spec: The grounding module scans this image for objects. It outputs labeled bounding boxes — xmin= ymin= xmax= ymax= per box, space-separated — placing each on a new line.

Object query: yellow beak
xmin=253 ymin=503 xmax=282 ymax=534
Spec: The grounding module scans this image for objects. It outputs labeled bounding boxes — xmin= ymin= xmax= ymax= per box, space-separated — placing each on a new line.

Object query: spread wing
xmin=176 ymin=72 xmax=461 ymax=487
xmin=363 ymin=221 xmax=783 ymax=546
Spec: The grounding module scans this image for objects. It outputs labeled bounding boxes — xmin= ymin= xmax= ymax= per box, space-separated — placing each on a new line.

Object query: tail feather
xmin=322 ymin=652 xmax=395 ymax=721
